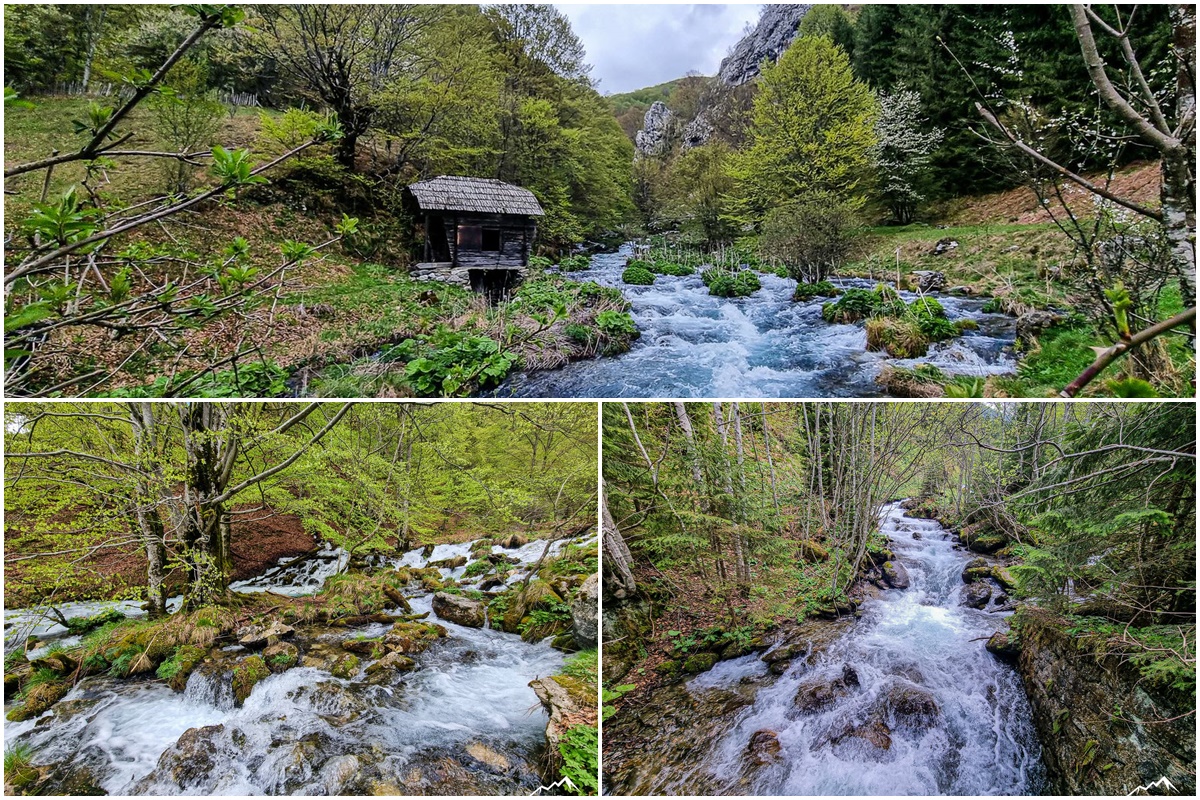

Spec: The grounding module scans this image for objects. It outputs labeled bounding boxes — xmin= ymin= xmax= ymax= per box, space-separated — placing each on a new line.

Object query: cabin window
xmin=482 ymin=229 xmax=501 ymax=252
xmin=457 ymin=225 xmax=482 ymax=250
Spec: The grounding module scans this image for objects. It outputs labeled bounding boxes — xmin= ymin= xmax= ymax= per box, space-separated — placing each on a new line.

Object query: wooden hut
xmin=403 ymin=176 xmax=544 ymax=301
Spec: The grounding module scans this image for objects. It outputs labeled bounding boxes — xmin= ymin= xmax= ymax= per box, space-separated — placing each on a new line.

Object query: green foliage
xmin=761 ymin=195 xmax=860 ymax=283
xmin=562 ymin=648 xmax=598 ymax=684
xmin=792 ymin=281 xmax=840 ymax=301
xmin=399 ymin=329 xmax=518 ymax=397
xmin=558 ymin=724 xmax=599 ymax=795
xmin=22 ymin=186 xmax=101 ymax=248
xmin=557 ymin=254 xmax=591 ymax=272
xmin=209 ymin=145 xmax=267 ymax=189
xmin=601 ymin=682 xmax=636 ymax=721
xmin=702 ymin=269 xmax=761 ymax=298
xmin=622 ymin=266 xmax=655 ymax=285
xmin=3 ymin=742 xmax=38 ymax=790
xmin=729 ymin=36 xmax=878 ymax=221
xmin=596 ymin=310 xmax=637 ymax=337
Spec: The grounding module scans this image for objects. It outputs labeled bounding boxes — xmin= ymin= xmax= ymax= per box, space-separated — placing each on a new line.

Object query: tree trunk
xmin=1165 ymin=4 xmax=1197 ymax=309
xmin=601 ymin=482 xmax=636 ymax=598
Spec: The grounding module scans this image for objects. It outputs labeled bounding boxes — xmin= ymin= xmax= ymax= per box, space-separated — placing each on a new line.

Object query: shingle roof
xmin=406 ymin=176 xmax=544 ymax=216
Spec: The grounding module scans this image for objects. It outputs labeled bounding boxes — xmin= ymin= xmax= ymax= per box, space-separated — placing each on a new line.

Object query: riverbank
xmin=3 ymin=531 xmax=599 ymax=795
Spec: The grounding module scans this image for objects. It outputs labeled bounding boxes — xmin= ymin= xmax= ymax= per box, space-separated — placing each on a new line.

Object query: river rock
xmin=570 ymin=573 xmax=599 ymax=649
xmin=530 ymin=674 xmax=596 ymax=779
xmin=432 ymin=592 xmax=487 ymax=628
xmin=985 ymin=631 xmax=1020 ymax=662
xmin=682 ymin=652 xmax=718 ymax=674
xmin=911 ymin=269 xmax=947 ymax=291
xmin=961 ymin=582 xmax=993 ymax=609
xmin=6 ymin=680 xmax=69 ymax=721
xmin=238 ymin=620 xmax=295 ymax=649
xmin=318 ymin=755 xmax=360 ymax=795
xmin=794 ymin=673 xmax=852 ymax=714
xmin=330 ymin=653 xmax=361 ymax=680
xmin=263 ymin=641 xmax=300 ymax=673
xmin=931 ymin=239 xmax=959 ymax=256
xmin=341 ymin=637 xmax=385 ymax=657
xmin=959 ymin=522 xmax=1008 ymax=554
xmin=1016 ymin=310 xmax=1064 ymax=347
xmin=961 ymin=557 xmax=990 ymax=583
xmin=429 ymin=555 xmax=467 ymax=569
xmin=365 ymin=651 xmax=415 ymax=676
xmin=745 ymin=729 xmax=782 ymax=765
xmin=881 ymin=681 xmax=941 ymax=729
xmin=232 ymin=655 xmax=269 ymax=705
xmin=30 ymin=651 xmax=77 ymax=675
xmin=881 ymin=560 xmax=911 ymax=590
xmin=498 ymin=533 xmax=528 ymax=549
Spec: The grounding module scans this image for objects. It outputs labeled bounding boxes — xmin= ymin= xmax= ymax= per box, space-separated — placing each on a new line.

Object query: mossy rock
xmin=501 ymin=580 xmax=563 ymax=632
xmin=342 ymin=637 xmax=386 ymax=659
xmin=384 ymin=621 xmax=445 ymax=655
xmin=158 ymin=644 xmax=208 ymax=692
xmin=7 ymin=680 xmax=70 ymax=721
xmin=551 ymin=632 xmax=578 ymax=652
xmin=682 ymin=653 xmax=718 ymax=674
xmin=798 ymin=541 xmax=830 ymax=562
xmin=330 ymin=653 xmax=361 ymax=680
xmin=960 ymin=523 xmax=1009 ymax=554
xmin=656 ymin=659 xmax=681 ymax=678
xmin=263 ymin=642 xmax=300 ymax=673
xmin=232 ymin=656 xmax=270 ymax=705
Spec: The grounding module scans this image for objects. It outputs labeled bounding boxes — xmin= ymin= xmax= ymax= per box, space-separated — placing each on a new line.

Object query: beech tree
xmin=728 ymin=35 xmax=878 ymax=222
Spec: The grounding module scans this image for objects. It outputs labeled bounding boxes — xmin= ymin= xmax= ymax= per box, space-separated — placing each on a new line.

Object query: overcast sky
xmin=556 ymin=4 xmax=763 ymax=94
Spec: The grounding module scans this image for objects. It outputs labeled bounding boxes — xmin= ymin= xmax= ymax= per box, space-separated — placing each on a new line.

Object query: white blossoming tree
xmin=874 ymin=85 xmax=945 ymax=224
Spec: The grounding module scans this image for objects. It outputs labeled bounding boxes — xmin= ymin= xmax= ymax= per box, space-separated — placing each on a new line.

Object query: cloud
xmin=556 ymin=3 xmax=762 ymax=94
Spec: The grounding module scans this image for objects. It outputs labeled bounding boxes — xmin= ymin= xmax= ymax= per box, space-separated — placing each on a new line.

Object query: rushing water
xmin=3 ymin=534 xmax=583 ymax=795
xmin=499 ymin=245 xmax=1016 ymax=398
xmin=632 ymin=503 xmax=1045 ymax=795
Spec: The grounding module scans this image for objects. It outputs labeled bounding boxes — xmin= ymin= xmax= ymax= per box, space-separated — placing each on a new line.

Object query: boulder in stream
xmin=238 ymin=620 xmax=295 ymax=649
xmin=961 ymin=581 xmax=993 ymax=609
xmin=880 ymin=680 xmax=941 ymax=730
xmin=530 ymin=674 xmax=596 ymax=779
xmin=232 ymin=655 xmax=270 ymax=705
xmin=881 ymin=559 xmax=911 ymax=590
xmin=432 ymin=592 xmax=487 ymax=628
xmin=1015 ymin=309 xmax=1064 ymax=347
xmin=745 ymin=729 xmax=782 ymax=765
xmin=6 ymin=680 xmax=69 ymax=721
xmin=365 ymin=651 xmax=415 ymax=676
xmin=263 ymin=641 xmax=300 ymax=673
xmin=985 ymin=631 xmax=1020 ymax=662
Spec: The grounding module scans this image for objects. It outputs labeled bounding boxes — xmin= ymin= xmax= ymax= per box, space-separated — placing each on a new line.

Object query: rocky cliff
xmin=634 ymin=101 xmax=674 ymax=157
xmin=1013 ymin=607 xmax=1195 ymax=795
xmin=717 ymin=4 xmax=812 ymax=86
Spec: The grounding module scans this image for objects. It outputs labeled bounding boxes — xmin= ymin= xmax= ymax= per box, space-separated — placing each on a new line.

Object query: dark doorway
xmin=470 ymin=269 xmax=519 ymax=305
xmin=427 ymin=216 xmax=451 ymax=261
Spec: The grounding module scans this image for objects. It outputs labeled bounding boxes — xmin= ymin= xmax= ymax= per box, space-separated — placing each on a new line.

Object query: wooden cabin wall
xmin=436 ymin=212 xmax=536 ymax=269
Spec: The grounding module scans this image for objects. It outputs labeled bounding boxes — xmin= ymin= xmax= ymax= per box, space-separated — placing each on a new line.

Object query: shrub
xmin=564 ymin=323 xmax=595 ymax=345
xmin=822 ymin=288 xmax=880 ymax=323
xmin=648 ymin=260 xmax=694 ymax=277
xmin=622 ymin=266 xmax=655 ymax=285
xmin=558 ymin=724 xmax=599 ymax=795
xmin=149 ymin=60 xmax=223 ymax=194
xmin=703 ymin=269 xmax=760 ymax=298
xmin=792 ymin=281 xmax=840 ymax=302
xmin=866 ymin=317 xmax=929 ymax=358
xmin=760 ymin=193 xmax=860 ymax=283
xmin=401 ymin=329 xmax=517 ymax=397
xmin=558 ymin=255 xmax=590 ymax=272
xmin=596 ymin=310 xmax=637 ymax=336
xmin=526 ymin=255 xmax=554 ymax=270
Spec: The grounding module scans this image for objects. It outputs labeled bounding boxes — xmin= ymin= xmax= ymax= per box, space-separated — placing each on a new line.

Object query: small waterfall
xmin=497 ymin=245 xmax=1017 ymax=398
xmin=183 ymin=665 xmax=235 ymax=711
